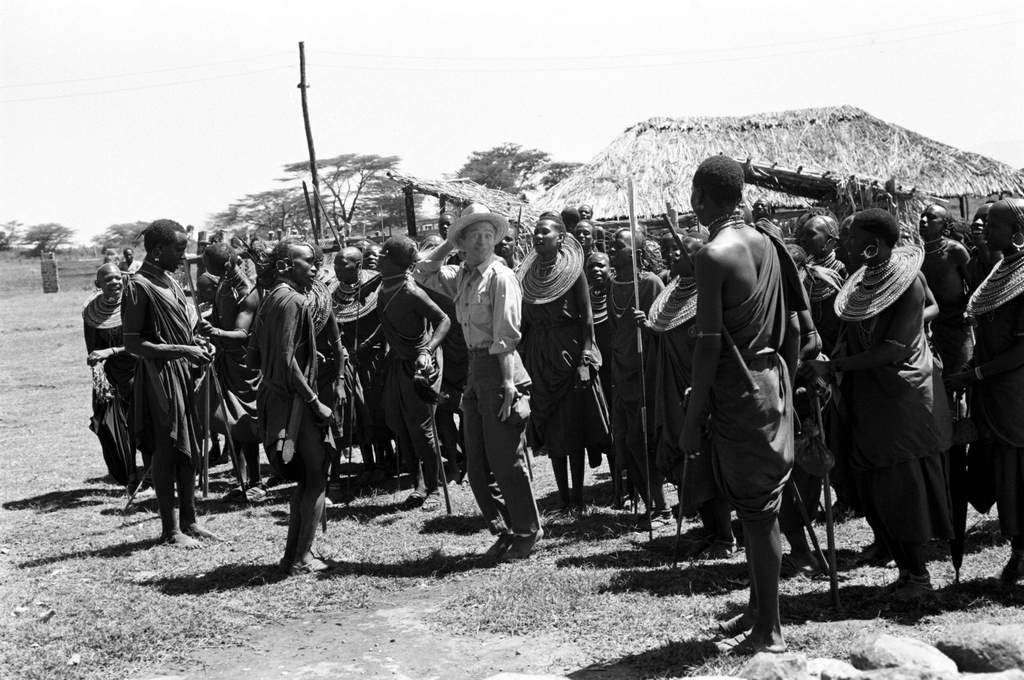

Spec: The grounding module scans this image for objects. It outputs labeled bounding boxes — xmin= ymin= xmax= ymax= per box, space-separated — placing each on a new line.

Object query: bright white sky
xmin=2 ymin=0 xmax=1022 ymax=241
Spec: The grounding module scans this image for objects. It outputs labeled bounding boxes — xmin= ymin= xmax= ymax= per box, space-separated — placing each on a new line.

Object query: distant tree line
xmin=0 ymin=144 xmax=582 ymax=254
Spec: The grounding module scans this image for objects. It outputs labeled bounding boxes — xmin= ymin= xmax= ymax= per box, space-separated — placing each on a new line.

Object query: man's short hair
xmin=796 ymin=209 xmax=839 ymax=237
xmin=380 ymin=235 xmax=419 ymax=268
xmin=203 ymin=241 xmax=234 ymax=271
xmin=538 ymin=211 xmax=567 ymax=233
xmin=852 ymin=208 xmax=900 ymax=248
xmin=141 ymin=219 xmax=185 ymax=252
xmin=693 ymin=156 xmax=745 ymax=206
xmin=271 ymin=238 xmax=313 ymax=268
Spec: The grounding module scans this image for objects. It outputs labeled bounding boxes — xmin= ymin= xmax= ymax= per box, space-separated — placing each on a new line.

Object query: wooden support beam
xmin=404 ymin=186 xmax=417 ymax=237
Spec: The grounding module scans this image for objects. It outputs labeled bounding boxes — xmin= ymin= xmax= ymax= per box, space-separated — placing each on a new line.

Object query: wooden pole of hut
xmin=404 ymin=186 xmax=417 ymax=238
xmin=297 ymin=41 xmax=322 ymax=244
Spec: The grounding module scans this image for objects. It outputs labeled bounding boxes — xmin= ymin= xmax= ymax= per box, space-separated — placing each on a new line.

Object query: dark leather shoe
xmin=1001 ymin=552 xmax=1024 ymax=586
xmin=481 ymin=534 xmax=515 ymax=562
xmin=502 ymin=529 xmax=544 ymax=561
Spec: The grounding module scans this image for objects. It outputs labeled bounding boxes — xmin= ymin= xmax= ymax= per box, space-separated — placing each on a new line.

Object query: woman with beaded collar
xmin=947 ymin=198 xmax=1024 ymax=585
xmin=806 ymin=209 xmax=953 ymax=599
xmin=518 ymin=212 xmax=609 ymax=510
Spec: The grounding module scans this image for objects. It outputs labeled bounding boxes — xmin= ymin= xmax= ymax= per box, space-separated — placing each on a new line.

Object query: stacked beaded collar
xmin=966 ymin=250 xmax=1024 ymax=317
xmin=647 ymin=275 xmax=698 ymax=332
xmin=82 ymin=290 xmax=122 ymax=330
xmin=806 ymin=252 xmax=845 ymax=303
xmin=834 ymin=245 xmax=924 ymax=322
xmin=330 ymin=269 xmax=381 ymax=324
xmin=518 ymin=234 xmax=584 ymax=305
xmin=306 ymin=278 xmax=334 ymax=336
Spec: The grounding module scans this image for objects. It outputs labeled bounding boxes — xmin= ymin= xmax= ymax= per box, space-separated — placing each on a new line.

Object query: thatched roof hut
xmin=538 ymin=105 xmax=1024 ymax=222
xmin=385 ymin=171 xmax=539 ymax=237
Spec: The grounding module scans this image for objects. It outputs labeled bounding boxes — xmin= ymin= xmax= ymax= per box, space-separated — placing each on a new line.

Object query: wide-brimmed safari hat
xmin=448 ymin=203 xmax=510 ymax=245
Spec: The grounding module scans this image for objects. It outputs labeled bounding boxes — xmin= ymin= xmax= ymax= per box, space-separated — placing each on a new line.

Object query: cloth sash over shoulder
xmin=710 ymin=223 xmax=799 ymax=521
xmin=123 ymin=266 xmax=202 ymax=464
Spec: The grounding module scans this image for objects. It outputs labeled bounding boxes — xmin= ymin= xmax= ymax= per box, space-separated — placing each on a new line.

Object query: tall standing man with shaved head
xmin=249 ymin=240 xmax=334 ymax=574
xmin=681 ymin=157 xmax=808 ymax=654
xmin=122 ymin=219 xmax=217 ymax=548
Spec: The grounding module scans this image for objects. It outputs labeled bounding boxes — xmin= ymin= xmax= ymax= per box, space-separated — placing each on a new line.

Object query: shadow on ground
xmin=17 ymin=537 xmax=160 ymax=568
xmin=566 ymin=637 xmax=719 ymax=679
xmin=3 ymin=486 xmax=127 ymax=513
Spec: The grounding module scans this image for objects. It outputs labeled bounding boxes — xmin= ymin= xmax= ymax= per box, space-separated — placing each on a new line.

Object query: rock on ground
xmin=808 ymin=657 xmax=863 ymax=680
xmin=739 ymin=652 xmax=810 ymax=680
xmin=857 ymin=669 xmax=958 ymax=680
xmin=850 ymin=633 xmax=958 ymax=674
xmin=961 ymin=672 xmax=1024 ymax=680
xmin=935 ymin=623 xmax=1024 ymax=673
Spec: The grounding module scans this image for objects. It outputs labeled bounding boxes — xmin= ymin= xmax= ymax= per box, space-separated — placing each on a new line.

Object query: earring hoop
xmin=1012 ymin=232 xmax=1024 ymax=250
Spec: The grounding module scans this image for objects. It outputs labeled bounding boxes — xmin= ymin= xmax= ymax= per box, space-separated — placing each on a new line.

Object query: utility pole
xmin=298 ymin=41 xmax=322 ymax=243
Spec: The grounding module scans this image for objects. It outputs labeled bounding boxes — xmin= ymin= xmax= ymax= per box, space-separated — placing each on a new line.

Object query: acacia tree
xmin=21 ymin=223 xmax=76 ymax=256
xmin=209 ymin=188 xmax=308 ymax=239
xmin=0 ymin=220 xmax=22 ymax=251
xmin=282 ymin=154 xmax=401 ymax=229
xmin=456 ymin=143 xmax=551 ymax=197
xmin=538 ymin=161 xmax=583 ymax=191
xmin=92 ymin=221 xmax=149 ymax=249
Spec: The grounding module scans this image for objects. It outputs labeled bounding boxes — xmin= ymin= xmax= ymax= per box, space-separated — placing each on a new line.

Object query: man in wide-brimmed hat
xmin=414 ymin=203 xmax=542 ymax=562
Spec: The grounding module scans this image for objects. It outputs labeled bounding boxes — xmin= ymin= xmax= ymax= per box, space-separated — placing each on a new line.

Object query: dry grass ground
xmin=2 ymin=265 xmax=1023 ymax=680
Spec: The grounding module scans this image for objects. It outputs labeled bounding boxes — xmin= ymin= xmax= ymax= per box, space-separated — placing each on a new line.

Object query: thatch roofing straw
xmin=385 ymin=171 xmax=540 ymax=227
xmin=538 ymin=105 xmax=1024 ymax=220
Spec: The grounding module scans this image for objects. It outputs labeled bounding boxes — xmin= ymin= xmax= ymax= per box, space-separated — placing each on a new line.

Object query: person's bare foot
xmin=184 ymin=524 xmax=222 ymax=542
xmin=716 ymin=631 xmax=787 ymax=655
xmin=163 ymin=531 xmax=201 ymax=549
xmin=716 ymin=611 xmax=754 ymax=638
xmin=288 ymin=557 xmax=329 ymax=575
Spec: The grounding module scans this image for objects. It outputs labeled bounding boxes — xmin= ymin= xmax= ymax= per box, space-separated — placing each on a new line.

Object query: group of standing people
xmin=82 ymin=156 xmax=1024 ymax=653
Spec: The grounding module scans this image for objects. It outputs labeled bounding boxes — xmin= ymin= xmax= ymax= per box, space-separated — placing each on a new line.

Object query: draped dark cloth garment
xmin=520 ymin=281 xmax=610 ymax=459
xmin=122 ymin=263 xmax=202 ymax=465
xmin=210 ymin=275 xmax=260 ymax=442
xmin=837 ymin=281 xmax=953 ymax=543
xmin=83 ymin=312 xmax=136 ymax=484
xmin=650 ymin=319 xmax=719 ymax=510
xmin=710 ymin=230 xmax=798 ymax=522
xmin=971 ymin=292 xmax=1024 ymax=536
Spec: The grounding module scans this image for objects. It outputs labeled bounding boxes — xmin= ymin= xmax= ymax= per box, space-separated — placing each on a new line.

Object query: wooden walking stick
xmin=810 ymin=388 xmax=840 ymax=607
xmin=787 ymin=477 xmax=831 ymax=580
xmin=430 ymin=421 xmax=453 ymax=515
xmin=672 ymin=388 xmax=693 ymax=569
xmin=183 ymin=262 xmax=246 ymax=498
xmin=123 ymin=464 xmax=152 ymax=514
xmin=626 ymin=178 xmax=654 ymax=542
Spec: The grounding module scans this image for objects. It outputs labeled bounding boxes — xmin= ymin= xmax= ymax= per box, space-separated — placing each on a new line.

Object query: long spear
xmin=627 ymin=178 xmax=654 ymax=542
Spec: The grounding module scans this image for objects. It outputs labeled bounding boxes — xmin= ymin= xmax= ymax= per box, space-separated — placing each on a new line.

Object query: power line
xmin=316 ymin=9 xmax=1019 ymax=64
xmin=0 ymin=66 xmax=291 ymax=104
xmin=0 ymin=52 xmax=293 ymax=89
xmin=310 ymin=19 xmax=1021 ymax=74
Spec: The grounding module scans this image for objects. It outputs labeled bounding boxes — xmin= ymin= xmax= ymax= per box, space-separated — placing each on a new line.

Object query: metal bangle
xmin=974 ymin=366 xmax=984 ymax=381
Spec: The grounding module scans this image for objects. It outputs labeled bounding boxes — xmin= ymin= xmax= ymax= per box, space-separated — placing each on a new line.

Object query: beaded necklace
xmin=966 ymin=250 xmax=1024 ymax=317
xmin=647 ymin=276 xmax=698 ymax=332
xmin=834 ymin=246 xmax=924 ymax=322
xmin=82 ymin=290 xmax=122 ymax=330
xmin=518 ymin=234 xmax=584 ymax=305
